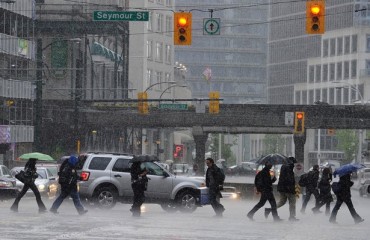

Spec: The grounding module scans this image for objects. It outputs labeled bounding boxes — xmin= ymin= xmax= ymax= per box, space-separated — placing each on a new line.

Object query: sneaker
xmin=289 ymin=217 xmax=299 ymax=221
xmin=312 ymin=208 xmax=322 ymax=214
xmin=264 ymin=208 xmax=271 ymax=219
xmin=39 ymin=209 xmax=47 ymax=214
xmin=78 ymin=209 xmax=88 ymax=215
xmin=329 ymin=219 xmax=338 ymax=224
xmin=355 ymin=218 xmax=364 ymax=224
xmin=274 ymin=217 xmax=283 ymax=222
xmin=246 ymin=213 xmax=254 ymax=221
xmin=49 ymin=208 xmax=59 ymax=214
xmin=10 ymin=206 xmax=18 ymax=213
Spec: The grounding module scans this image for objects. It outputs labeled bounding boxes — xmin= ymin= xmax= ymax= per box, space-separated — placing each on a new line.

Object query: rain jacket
xmin=306 ymin=169 xmax=319 ymax=192
xmin=277 ymin=163 xmax=295 ymax=194
xmin=337 ymin=174 xmax=353 ymax=201
xmin=255 ymin=166 xmax=276 ymax=193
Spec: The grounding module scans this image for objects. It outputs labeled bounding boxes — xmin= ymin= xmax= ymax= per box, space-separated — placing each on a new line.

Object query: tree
xmin=262 ymin=134 xmax=285 ymax=155
xmin=209 ymin=134 xmax=236 ymax=166
xmin=335 ymin=129 xmax=358 ymax=164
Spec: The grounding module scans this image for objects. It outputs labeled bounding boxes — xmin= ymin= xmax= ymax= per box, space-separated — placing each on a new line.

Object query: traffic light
xmin=174 ymin=12 xmax=192 ymax=45
xmin=137 ymin=92 xmax=148 ymax=114
xmin=5 ymin=99 xmax=15 ymax=107
xmin=294 ymin=112 xmax=305 ymax=134
xmin=173 ymin=144 xmax=184 ymax=158
xmin=306 ymin=0 xmax=325 ymax=34
xmin=209 ymin=91 xmax=220 ymax=114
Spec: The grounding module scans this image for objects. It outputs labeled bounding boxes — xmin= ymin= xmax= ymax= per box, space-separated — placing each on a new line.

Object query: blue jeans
xmin=50 ymin=186 xmax=85 ymax=213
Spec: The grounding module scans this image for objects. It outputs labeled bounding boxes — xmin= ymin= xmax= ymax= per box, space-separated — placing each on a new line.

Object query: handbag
xmin=15 ymin=170 xmax=32 ymax=184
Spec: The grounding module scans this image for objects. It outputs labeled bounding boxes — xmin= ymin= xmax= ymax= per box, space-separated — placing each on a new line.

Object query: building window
xmin=329 ymin=88 xmax=334 ymax=104
xmin=322 ymin=88 xmax=328 ymax=103
xmin=336 ymin=62 xmax=342 ymax=80
xmin=302 ymin=90 xmax=307 ymax=104
xmin=323 ymin=39 xmax=329 ymax=57
xmin=165 ymin=15 xmax=172 ymax=36
xmin=156 ymin=13 xmax=163 ymax=33
xmin=146 ymin=40 xmax=153 ymax=59
xmin=309 ymin=65 xmax=314 ymax=82
xmin=337 ymin=37 xmax=343 ymax=55
xmin=344 ymin=61 xmax=349 ymax=79
xmin=165 ymin=44 xmax=171 ymax=64
xmin=165 ymin=72 xmax=171 ymax=82
xmin=166 ymin=0 xmax=172 ymax=6
xmin=366 ymin=34 xmax=370 ymax=52
xmin=329 ymin=63 xmax=335 ymax=81
xmin=336 ymin=88 xmax=341 ymax=105
xmin=330 ymin=38 xmax=336 ymax=56
xmin=309 ymin=89 xmax=314 ymax=104
xmin=295 ymin=91 xmax=301 ymax=104
xmin=147 ymin=13 xmax=152 ymax=31
xmin=315 ymin=89 xmax=321 ymax=102
xmin=351 ymin=60 xmax=357 ymax=78
xmin=343 ymin=88 xmax=349 ymax=104
xmin=344 ymin=36 xmax=350 ymax=54
xmin=315 ymin=65 xmax=321 ymax=82
xmin=155 ymin=42 xmax=163 ymax=62
xmin=323 ymin=64 xmax=328 ymax=82
xmin=352 ymin=34 xmax=358 ymax=53
xmin=147 ymin=69 xmax=153 ymax=87
xmin=156 ymin=71 xmax=163 ymax=90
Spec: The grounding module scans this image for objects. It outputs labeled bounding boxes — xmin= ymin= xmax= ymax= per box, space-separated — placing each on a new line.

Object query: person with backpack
xmin=205 ymin=157 xmax=225 ymax=217
xmin=329 ymin=173 xmax=364 ymax=224
xmin=49 ymin=155 xmax=88 ymax=215
xmin=311 ymin=167 xmax=333 ymax=215
xmin=247 ymin=161 xmax=282 ymax=222
xmin=265 ymin=157 xmax=299 ymax=221
xmin=300 ymin=164 xmax=320 ymax=214
xmin=10 ymin=158 xmax=47 ymax=213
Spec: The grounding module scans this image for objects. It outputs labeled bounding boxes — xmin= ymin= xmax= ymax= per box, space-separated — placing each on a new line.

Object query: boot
xmin=264 ymin=208 xmax=271 ymax=219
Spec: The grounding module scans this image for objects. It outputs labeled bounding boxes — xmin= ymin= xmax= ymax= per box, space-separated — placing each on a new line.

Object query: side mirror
xmin=49 ymin=177 xmax=56 ymax=181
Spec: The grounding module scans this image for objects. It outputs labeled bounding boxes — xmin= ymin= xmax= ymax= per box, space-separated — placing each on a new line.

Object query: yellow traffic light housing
xmin=5 ymin=99 xmax=15 ymax=107
xmin=138 ymin=92 xmax=148 ymax=114
xmin=209 ymin=91 xmax=220 ymax=114
xmin=306 ymin=0 xmax=325 ymax=34
xmin=174 ymin=12 xmax=192 ymax=45
xmin=294 ymin=112 xmax=305 ymax=134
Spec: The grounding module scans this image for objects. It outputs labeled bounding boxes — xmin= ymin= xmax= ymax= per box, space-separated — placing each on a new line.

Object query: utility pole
xmin=34 ymin=38 xmax=43 ymax=152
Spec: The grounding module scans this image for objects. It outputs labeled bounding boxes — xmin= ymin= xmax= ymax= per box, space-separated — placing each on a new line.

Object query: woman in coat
xmin=329 ymin=173 xmax=364 ymax=224
xmin=10 ymin=158 xmax=47 ymax=213
xmin=312 ymin=167 xmax=333 ymax=215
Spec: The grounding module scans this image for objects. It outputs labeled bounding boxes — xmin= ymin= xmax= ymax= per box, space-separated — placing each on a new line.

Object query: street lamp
xmin=159 ymin=84 xmax=187 ymax=99
xmin=333 ymin=81 xmax=367 ymax=164
xmin=144 ymin=81 xmax=176 ymax=93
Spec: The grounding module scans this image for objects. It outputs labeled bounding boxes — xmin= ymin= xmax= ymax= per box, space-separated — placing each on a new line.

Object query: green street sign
xmin=159 ymin=103 xmax=188 ymax=110
xmin=93 ymin=11 xmax=149 ymax=21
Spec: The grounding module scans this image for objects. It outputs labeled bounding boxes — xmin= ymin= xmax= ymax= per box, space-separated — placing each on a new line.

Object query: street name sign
xmin=93 ymin=11 xmax=149 ymax=21
xmin=159 ymin=103 xmax=188 ymax=110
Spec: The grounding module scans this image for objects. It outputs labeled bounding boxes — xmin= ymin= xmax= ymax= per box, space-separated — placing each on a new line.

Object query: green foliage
xmin=209 ymin=134 xmax=236 ymax=166
xmin=262 ymin=134 xmax=285 ymax=155
xmin=335 ymin=129 xmax=358 ymax=164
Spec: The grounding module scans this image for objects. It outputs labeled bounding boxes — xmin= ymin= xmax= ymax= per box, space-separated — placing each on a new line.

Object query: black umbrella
xmin=256 ymin=153 xmax=289 ymax=165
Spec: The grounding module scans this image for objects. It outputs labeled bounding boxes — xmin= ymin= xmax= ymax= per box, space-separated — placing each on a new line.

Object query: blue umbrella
xmin=333 ymin=163 xmax=366 ymax=178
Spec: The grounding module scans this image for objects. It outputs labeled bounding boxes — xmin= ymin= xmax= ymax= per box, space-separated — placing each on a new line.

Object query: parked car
xmin=0 ymin=165 xmax=18 ymax=200
xmin=10 ymin=166 xmax=59 ymax=199
xmin=359 ymin=179 xmax=370 ymax=197
xmin=77 ymin=153 xmax=205 ymax=212
xmin=172 ymin=163 xmax=189 ymax=176
xmin=227 ymin=162 xmax=255 ymax=176
xmin=221 ymin=186 xmax=241 ymax=200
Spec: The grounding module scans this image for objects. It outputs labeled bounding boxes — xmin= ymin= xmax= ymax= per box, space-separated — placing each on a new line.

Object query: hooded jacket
xmin=277 ymin=163 xmax=296 ymax=194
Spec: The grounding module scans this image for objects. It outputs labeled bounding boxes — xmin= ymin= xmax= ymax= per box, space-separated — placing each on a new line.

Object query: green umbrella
xmin=19 ymin=152 xmax=54 ymax=161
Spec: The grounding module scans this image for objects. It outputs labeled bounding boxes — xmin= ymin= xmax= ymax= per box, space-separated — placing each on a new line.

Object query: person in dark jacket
xmin=130 ymin=160 xmax=148 ymax=217
xmin=49 ymin=155 xmax=88 ymax=215
xmin=312 ymin=167 xmax=333 ymax=215
xmin=265 ymin=157 xmax=298 ymax=221
xmin=329 ymin=173 xmax=364 ymax=224
xmin=205 ymin=157 xmax=225 ymax=217
xmin=247 ymin=161 xmax=282 ymax=221
xmin=300 ymin=164 xmax=320 ymax=214
xmin=10 ymin=158 xmax=47 ymax=213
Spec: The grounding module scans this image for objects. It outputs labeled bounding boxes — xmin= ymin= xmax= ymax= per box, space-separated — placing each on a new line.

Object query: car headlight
xmin=37 ymin=184 xmax=46 ymax=191
xmin=0 ymin=180 xmax=12 ymax=187
xmin=231 ymin=193 xmax=238 ymax=199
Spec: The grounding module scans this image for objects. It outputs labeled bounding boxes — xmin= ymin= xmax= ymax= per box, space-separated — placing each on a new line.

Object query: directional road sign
xmin=159 ymin=103 xmax=188 ymax=110
xmin=203 ymin=18 xmax=220 ymax=35
xmin=93 ymin=11 xmax=149 ymax=21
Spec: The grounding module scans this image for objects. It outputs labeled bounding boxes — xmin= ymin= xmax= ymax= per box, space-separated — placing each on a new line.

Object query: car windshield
xmin=36 ymin=169 xmax=47 ymax=179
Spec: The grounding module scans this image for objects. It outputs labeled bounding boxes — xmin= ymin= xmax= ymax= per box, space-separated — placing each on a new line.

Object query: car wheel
xmin=94 ymin=187 xmax=117 ymax=209
xmin=176 ymin=190 xmax=197 ymax=213
xmin=160 ymin=201 xmax=178 ymax=213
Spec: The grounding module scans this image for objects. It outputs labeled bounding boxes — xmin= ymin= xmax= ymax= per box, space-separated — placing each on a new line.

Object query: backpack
xmin=254 ymin=171 xmax=264 ymax=192
xmin=215 ymin=167 xmax=225 ymax=186
xmin=331 ymin=182 xmax=341 ymax=195
xmin=298 ymin=173 xmax=310 ymax=187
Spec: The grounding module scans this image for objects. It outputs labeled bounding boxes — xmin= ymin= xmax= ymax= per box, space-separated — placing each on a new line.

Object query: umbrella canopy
xmin=129 ymin=155 xmax=159 ymax=163
xmin=256 ymin=153 xmax=289 ymax=165
xmin=333 ymin=163 xmax=366 ymax=178
xmin=19 ymin=152 xmax=54 ymax=161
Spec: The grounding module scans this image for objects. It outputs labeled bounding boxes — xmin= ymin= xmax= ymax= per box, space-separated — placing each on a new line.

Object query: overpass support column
xmin=192 ymin=126 xmax=208 ymax=176
xmin=293 ymin=134 xmax=306 ymax=163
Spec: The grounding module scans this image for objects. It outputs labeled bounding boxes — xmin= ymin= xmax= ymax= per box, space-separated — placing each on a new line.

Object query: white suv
xmin=77 ymin=153 xmax=205 ymax=212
